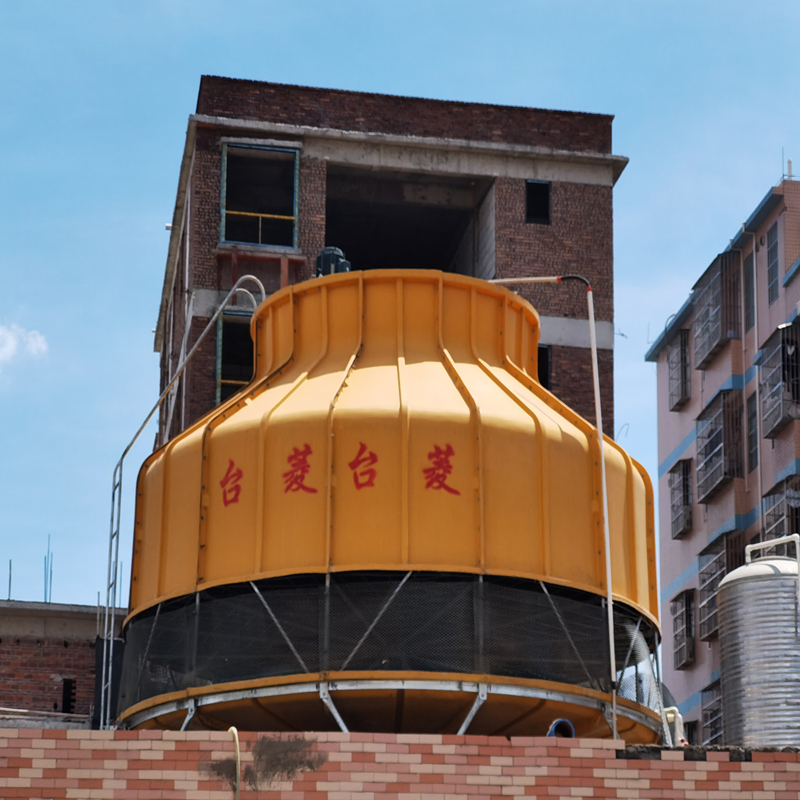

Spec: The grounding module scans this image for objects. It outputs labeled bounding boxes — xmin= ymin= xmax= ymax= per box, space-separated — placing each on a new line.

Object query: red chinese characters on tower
xmin=423 ymin=444 xmax=461 ymax=495
xmin=220 ymin=459 xmax=243 ymax=506
xmin=348 ymin=442 xmax=378 ymax=490
xmin=283 ymin=444 xmax=318 ymax=494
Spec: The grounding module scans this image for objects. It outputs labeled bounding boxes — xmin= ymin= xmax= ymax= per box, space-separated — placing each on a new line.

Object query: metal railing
xmin=99 ymin=274 xmax=266 ymax=729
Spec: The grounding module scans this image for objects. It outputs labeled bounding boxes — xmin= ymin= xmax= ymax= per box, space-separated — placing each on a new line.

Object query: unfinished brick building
xmin=154 ymin=76 xmax=627 ymax=442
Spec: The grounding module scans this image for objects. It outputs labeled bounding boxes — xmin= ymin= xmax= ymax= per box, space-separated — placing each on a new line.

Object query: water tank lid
xmin=719 ymin=556 xmax=798 ymax=589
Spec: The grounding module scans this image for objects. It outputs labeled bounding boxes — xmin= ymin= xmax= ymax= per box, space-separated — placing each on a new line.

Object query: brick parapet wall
xmin=196 ymin=77 xmax=612 ymax=154
xmin=1 ymin=730 xmax=798 ymax=800
xmin=0 ymin=638 xmax=95 ymax=716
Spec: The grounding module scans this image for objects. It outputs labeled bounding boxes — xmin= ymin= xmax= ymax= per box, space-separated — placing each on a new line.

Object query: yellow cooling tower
xmin=119 ymin=270 xmax=660 ymax=741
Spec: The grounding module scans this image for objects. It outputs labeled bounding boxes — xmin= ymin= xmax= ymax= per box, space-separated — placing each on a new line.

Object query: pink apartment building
xmin=646 ymin=177 xmax=800 ymax=745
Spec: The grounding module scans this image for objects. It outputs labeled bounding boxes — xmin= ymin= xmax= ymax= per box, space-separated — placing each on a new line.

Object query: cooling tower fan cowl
xmin=119 ymin=269 xmax=661 ymax=741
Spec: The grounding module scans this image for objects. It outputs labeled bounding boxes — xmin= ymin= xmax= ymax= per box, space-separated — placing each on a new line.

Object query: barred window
xmin=696 ymin=391 xmax=744 ymax=502
xmin=669 ymin=460 xmax=692 ymax=539
xmin=747 ymin=392 xmax=758 ymax=473
xmin=759 ymin=320 xmax=800 ymax=439
xmin=698 ymin=538 xmax=725 ymax=640
xmin=693 ymin=252 xmax=741 ymax=370
xmin=767 ymin=222 xmax=779 ymax=305
xmin=744 ymin=252 xmax=755 ymax=332
xmin=701 ymin=681 xmax=723 ymax=745
xmin=761 ymin=476 xmax=800 ymax=558
xmin=668 ymin=330 xmax=691 ymax=410
xmin=671 ymin=590 xmax=695 ymax=670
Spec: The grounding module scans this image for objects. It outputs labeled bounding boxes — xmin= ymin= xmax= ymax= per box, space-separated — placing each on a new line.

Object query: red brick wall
xmin=550 ymin=345 xmax=614 ymax=435
xmin=1 ymin=730 xmax=798 ymax=799
xmin=196 ymin=76 xmax=613 ymax=154
xmin=0 ymin=637 xmax=95 ymax=715
xmin=297 ymin=156 xmax=326 ymax=282
xmin=494 ymin=178 xmax=613 ymax=322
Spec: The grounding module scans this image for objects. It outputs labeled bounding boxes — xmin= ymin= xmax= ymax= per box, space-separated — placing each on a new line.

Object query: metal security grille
xmin=698 ymin=539 xmax=725 ymax=640
xmin=696 ymin=391 xmax=743 ymax=502
xmin=117 ymin=572 xmax=662 ymax=719
xmin=701 ymin=681 xmax=723 ymax=745
xmin=760 ymin=321 xmax=800 ymax=439
xmin=747 ymin=392 xmax=758 ymax=473
xmin=767 ymin=223 xmax=779 ymax=305
xmin=761 ymin=477 xmax=800 ymax=558
xmin=669 ymin=460 xmax=692 ymax=539
xmin=693 ymin=252 xmax=741 ymax=370
xmin=671 ymin=591 xmax=695 ymax=670
xmin=667 ymin=330 xmax=691 ymax=410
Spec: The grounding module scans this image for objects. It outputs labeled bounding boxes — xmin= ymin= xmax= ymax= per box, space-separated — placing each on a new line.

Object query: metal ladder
xmin=99 ymin=275 xmax=266 ymax=729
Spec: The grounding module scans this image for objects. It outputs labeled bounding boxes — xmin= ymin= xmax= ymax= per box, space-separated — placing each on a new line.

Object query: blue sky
xmin=2 ymin=1 xmax=799 ymax=606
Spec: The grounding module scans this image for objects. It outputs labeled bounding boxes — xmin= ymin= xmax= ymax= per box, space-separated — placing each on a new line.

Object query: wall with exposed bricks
xmin=196 ymin=76 xmax=612 ymax=154
xmin=2 ymin=729 xmax=799 ymax=800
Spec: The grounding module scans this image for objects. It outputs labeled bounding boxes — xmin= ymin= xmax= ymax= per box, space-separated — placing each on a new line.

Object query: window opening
xmin=701 ymin=681 xmax=723 ymax=745
xmin=525 ymin=180 xmax=551 ymax=225
xmin=683 ymin=720 xmax=698 ymax=745
xmin=693 ymin=252 xmax=741 ymax=370
xmin=760 ymin=476 xmax=800 ymax=558
xmin=747 ymin=391 xmax=758 ymax=472
xmin=538 ymin=345 xmax=551 ymax=390
xmin=668 ymin=329 xmax=691 ymax=410
xmin=696 ymin=390 xmax=743 ymax=502
xmin=744 ymin=252 xmax=755 ymax=332
xmin=221 ymin=144 xmax=298 ymax=247
xmin=759 ymin=320 xmax=800 ymax=438
xmin=216 ymin=313 xmax=254 ymax=405
xmin=669 ymin=460 xmax=692 ymax=538
xmin=671 ymin=590 xmax=695 ymax=670
xmin=767 ymin=222 xmax=779 ymax=305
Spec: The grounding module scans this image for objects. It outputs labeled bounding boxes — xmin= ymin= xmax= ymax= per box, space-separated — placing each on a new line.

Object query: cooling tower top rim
xmin=249 ymin=268 xmax=542 ymax=339
xmin=720 ymin=556 xmax=798 ymax=589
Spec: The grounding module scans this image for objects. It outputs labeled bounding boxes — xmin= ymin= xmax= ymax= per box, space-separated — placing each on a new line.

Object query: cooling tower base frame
xmin=119 ymin=675 xmax=663 ymax=742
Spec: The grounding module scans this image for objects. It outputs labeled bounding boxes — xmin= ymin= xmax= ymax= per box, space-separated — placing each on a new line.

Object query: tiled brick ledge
xmin=1 ymin=729 xmax=799 ymax=799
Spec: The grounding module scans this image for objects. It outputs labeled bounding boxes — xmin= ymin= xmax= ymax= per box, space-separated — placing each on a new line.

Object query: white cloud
xmin=0 ymin=324 xmax=48 ymax=366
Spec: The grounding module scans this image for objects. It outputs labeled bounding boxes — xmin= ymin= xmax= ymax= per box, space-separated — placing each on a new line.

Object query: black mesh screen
xmin=118 ymin=572 xmax=660 ymax=716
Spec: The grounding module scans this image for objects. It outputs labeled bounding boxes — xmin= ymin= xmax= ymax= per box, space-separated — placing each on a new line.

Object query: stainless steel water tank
xmin=718 ymin=555 xmax=800 ymax=746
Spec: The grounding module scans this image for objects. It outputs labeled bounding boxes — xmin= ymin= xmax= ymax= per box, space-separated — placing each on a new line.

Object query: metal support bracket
xmin=180 ymin=697 xmax=197 ymax=731
xmin=320 ymin=682 xmax=348 ymax=732
xmin=457 ymin=683 xmax=487 ymax=735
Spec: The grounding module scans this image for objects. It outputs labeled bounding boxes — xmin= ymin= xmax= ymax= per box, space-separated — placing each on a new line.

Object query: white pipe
xmin=663 ymin=706 xmax=686 ymax=745
xmin=745 ymin=533 xmax=800 ymax=612
xmin=490 ymin=276 xmax=562 ymax=285
xmin=227 ymin=726 xmax=240 ymax=800
xmin=587 ymin=287 xmax=618 ymax=739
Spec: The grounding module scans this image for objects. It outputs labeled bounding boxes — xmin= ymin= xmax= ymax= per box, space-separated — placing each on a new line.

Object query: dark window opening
xmin=744 ymin=252 xmax=755 ymax=332
xmin=684 ymin=720 xmax=698 ymax=745
xmin=217 ymin=315 xmax=254 ymax=404
xmin=325 ymin=167 xmax=494 ymax=275
xmin=767 ymin=222 xmax=779 ymax=305
xmin=537 ymin=345 xmax=551 ymax=390
xmin=61 ymin=678 xmax=76 ymax=714
xmin=222 ymin=146 xmax=297 ymax=247
xmin=747 ymin=391 xmax=758 ymax=472
xmin=525 ymin=181 xmax=551 ymax=225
